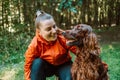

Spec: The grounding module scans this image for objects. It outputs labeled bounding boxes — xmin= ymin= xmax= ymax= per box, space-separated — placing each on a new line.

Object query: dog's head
xmin=62 ymin=24 xmax=93 ymax=47
xmin=63 ymin=24 xmax=97 ymax=48
xmin=62 ymin=24 xmax=100 ymax=55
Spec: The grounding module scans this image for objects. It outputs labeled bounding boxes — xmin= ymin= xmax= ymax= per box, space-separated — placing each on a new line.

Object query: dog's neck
xmin=76 ymin=47 xmax=81 ymax=56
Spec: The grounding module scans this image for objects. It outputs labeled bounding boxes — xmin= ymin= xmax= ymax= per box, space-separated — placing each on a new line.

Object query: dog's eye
xmin=53 ymin=24 xmax=56 ymax=28
xmin=75 ymin=27 xmax=79 ymax=30
xmin=81 ymin=26 xmax=83 ymax=27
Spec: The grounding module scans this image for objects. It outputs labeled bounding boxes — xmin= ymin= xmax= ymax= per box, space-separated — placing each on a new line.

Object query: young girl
xmin=24 ymin=10 xmax=76 ymax=80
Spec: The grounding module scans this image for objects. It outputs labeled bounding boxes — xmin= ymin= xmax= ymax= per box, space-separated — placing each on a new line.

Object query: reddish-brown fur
xmin=62 ymin=24 xmax=109 ymax=80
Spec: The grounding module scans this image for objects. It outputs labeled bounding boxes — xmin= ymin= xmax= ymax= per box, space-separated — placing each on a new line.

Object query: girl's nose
xmin=52 ymin=28 xmax=57 ymax=33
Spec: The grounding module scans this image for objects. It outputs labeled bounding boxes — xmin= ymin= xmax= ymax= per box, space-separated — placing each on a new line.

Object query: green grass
xmin=100 ymin=42 xmax=120 ymax=80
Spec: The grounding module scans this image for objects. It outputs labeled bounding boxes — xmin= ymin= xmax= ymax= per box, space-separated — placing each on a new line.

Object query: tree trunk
xmin=93 ymin=0 xmax=99 ymax=27
xmin=115 ymin=0 xmax=120 ymax=25
xmin=81 ymin=0 xmax=86 ymax=23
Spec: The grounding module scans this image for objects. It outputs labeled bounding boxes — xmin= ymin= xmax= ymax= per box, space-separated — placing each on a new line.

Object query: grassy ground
xmin=100 ymin=42 xmax=120 ymax=80
xmin=0 ymin=26 xmax=120 ymax=80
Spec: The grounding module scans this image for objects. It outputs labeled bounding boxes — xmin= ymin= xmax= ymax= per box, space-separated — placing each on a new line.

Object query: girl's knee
xmin=31 ymin=58 xmax=46 ymax=80
xmin=31 ymin=58 xmax=45 ymax=71
xmin=33 ymin=58 xmax=44 ymax=65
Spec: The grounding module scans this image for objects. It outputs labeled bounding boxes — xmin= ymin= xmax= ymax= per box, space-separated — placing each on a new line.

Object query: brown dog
xmin=62 ymin=24 xmax=108 ymax=80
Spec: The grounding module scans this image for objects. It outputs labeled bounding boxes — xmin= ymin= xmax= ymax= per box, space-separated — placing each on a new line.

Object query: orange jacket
xmin=24 ymin=30 xmax=76 ymax=80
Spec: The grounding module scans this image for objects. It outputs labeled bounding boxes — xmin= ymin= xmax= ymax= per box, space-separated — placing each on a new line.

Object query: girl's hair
xmin=35 ymin=10 xmax=53 ymax=29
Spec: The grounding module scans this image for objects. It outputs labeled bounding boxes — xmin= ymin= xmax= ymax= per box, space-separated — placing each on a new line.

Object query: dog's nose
xmin=62 ymin=32 xmax=66 ymax=35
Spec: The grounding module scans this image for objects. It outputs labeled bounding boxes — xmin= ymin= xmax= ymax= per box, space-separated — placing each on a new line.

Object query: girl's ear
xmin=36 ymin=28 xmax=40 ymax=32
xmin=36 ymin=28 xmax=41 ymax=35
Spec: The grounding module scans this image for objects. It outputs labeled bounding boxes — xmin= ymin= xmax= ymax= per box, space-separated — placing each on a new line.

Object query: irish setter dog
xmin=62 ymin=24 xmax=108 ymax=80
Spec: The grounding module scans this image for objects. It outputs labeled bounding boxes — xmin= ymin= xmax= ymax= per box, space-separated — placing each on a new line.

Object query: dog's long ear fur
xmin=83 ymin=32 xmax=100 ymax=55
xmin=79 ymin=24 xmax=93 ymax=37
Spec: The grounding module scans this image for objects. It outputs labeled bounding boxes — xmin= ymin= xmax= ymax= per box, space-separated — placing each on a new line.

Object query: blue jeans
xmin=31 ymin=58 xmax=72 ymax=80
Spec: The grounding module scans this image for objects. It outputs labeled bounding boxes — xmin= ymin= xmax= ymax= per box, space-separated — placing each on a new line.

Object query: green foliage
xmin=0 ymin=24 xmax=33 ymax=79
xmin=58 ymin=0 xmax=82 ymax=13
xmin=0 ymin=28 xmax=32 ymax=65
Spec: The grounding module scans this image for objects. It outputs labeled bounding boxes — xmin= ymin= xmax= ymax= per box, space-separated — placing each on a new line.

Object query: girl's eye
xmin=53 ymin=25 xmax=56 ymax=28
xmin=46 ymin=27 xmax=51 ymax=31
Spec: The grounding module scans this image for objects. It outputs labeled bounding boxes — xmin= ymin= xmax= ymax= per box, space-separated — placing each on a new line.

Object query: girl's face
xmin=39 ymin=19 xmax=57 ymax=42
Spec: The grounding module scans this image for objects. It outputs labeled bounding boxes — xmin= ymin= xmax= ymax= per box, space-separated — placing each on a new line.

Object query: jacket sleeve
xmin=69 ymin=46 xmax=77 ymax=54
xmin=24 ymin=37 xmax=37 ymax=80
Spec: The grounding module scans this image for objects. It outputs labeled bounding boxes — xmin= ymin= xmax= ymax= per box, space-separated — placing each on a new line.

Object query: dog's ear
xmin=83 ymin=32 xmax=100 ymax=55
xmin=80 ymin=24 xmax=92 ymax=34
